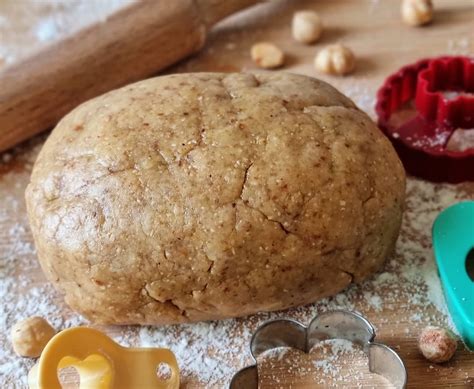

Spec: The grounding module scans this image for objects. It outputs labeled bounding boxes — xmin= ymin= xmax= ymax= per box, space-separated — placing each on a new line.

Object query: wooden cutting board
xmin=0 ymin=0 xmax=473 ymax=388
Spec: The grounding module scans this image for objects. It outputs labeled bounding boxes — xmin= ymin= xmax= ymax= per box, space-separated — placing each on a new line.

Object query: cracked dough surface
xmin=25 ymin=72 xmax=405 ymax=324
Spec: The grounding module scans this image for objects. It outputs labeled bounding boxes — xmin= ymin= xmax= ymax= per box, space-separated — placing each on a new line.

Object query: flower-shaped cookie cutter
xmin=229 ymin=310 xmax=407 ymax=388
xmin=375 ymin=56 xmax=474 ymax=183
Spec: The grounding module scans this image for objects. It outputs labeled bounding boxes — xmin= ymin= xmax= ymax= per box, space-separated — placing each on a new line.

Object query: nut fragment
xmin=401 ymin=0 xmax=433 ymax=26
xmin=250 ymin=42 xmax=285 ymax=69
xmin=11 ymin=317 xmax=56 ymax=358
xmin=314 ymin=44 xmax=355 ymax=76
xmin=292 ymin=10 xmax=323 ymax=44
xmin=418 ymin=325 xmax=457 ymax=363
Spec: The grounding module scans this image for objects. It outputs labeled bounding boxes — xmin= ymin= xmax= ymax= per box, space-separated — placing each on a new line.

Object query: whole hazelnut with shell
xmin=250 ymin=42 xmax=285 ymax=69
xmin=418 ymin=325 xmax=457 ymax=363
xmin=292 ymin=10 xmax=323 ymax=44
xmin=314 ymin=44 xmax=355 ymax=76
xmin=401 ymin=0 xmax=434 ymax=26
xmin=11 ymin=316 xmax=56 ymax=358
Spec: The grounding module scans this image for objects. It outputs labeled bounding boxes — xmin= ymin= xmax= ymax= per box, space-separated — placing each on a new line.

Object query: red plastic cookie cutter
xmin=376 ymin=56 xmax=474 ymax=183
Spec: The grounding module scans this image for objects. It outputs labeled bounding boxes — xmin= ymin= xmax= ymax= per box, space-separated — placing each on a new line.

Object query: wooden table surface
xmin=1 ymin=0 xmax=473 ymax=388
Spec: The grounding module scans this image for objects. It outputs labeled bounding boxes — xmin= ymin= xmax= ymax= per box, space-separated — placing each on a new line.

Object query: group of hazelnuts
xmin=250 ymin=0 xmax=434 ymax=76
xmin=11 ymin=315 xmax=458 ymax=369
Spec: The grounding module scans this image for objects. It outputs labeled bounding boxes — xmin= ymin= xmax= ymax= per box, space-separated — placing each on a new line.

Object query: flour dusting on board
xmin=0 ymin=0 xmax=135 ymax=65
xmin=1 ymin=126 xmax=472 ymax=387
xmin=255 ymin=339 xmax=391 ymax=387
xmin=1 ymin=1 xmax=474 ymax=387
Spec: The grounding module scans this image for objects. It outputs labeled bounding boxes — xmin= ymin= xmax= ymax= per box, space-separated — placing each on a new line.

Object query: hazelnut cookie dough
xmin=26 ymin=72 xmax=405 ymax=325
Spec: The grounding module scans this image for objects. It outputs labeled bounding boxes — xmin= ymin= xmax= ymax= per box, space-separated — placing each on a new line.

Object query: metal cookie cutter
xmin=230 ymin=310 xmax=407 ymax=388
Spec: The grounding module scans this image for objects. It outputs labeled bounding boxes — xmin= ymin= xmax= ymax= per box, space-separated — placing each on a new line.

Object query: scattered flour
xmin=311 ymin=339 xmax=366 ymax=385
xmin=0 ymin=0 xmax=135 ymax=66
xmin=34 ymin=18 xmax=59 ymax=43
xmin=1 ymin=1 xmax=474 ymax=388
xmin=342 ymin=83 xmax=377 ymax=118
xmin=1 ymin=134 xmax=472 ymax=388
xmin=257 ymin=339 xmax=392 ymax=387
xmin=447 ymin=37 xmax=472 ymax=55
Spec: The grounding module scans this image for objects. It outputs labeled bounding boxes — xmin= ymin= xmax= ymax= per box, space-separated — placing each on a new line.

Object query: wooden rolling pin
xmin=0 ymin=0 xmax=261 ymax=152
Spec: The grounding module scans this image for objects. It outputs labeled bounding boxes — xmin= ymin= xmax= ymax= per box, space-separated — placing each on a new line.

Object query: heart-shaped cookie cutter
xmin=229 ymin=310 xmax=407 ymax=388
xmin=376 ymin=56 xmax=474 ymax=183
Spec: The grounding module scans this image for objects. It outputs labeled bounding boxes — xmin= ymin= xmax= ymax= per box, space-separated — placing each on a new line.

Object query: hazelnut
xmin=292 ymin=10 xmax=323 ymax=44
xmin=250 ymin=42 xmax=285 ymax=69
xmin=418 ymin=325 xmax=457 ymax=363
xmin=401 ymin=0 xmax=433 ymax=26
xmin=314 ymin=44 xmax=355 ymax=76
xmin=11 ymin=317 xmax=56 ymax=358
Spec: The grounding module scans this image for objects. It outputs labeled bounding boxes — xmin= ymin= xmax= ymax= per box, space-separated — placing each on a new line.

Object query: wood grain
xmin=1 ymin=0 xmax=473 ymax=388
xmin=0 ymin=0 xmax=260 ymax=153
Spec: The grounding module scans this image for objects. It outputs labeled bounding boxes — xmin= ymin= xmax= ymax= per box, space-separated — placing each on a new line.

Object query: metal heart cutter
xmin=229 ymin=310 xmax=407 ymax=388
xmin=376 ymin=56 xmax=474 ymax=183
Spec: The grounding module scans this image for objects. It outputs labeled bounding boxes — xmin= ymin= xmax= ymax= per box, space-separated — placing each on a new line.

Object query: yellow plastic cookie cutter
xmin=29 ymin=326 xmax=179 ymax=389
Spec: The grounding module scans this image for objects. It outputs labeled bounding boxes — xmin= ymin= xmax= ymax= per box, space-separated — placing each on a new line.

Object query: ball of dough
xmin=419 ymin=326 xmax=457 ymax=363
xmin=11 ymin=317 xmax=55 ymax=357
xmin=26 ymin=72 xmax=405 ymax=325
xmin=314 ymin=44 xmax=355 ymax=76
xmin=292 ymin=10 xmax=323 ymax=44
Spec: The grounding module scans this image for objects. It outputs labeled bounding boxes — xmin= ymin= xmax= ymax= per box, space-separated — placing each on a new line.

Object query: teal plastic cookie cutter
xmin=432 ymin=201 xmax=474 ymax=350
